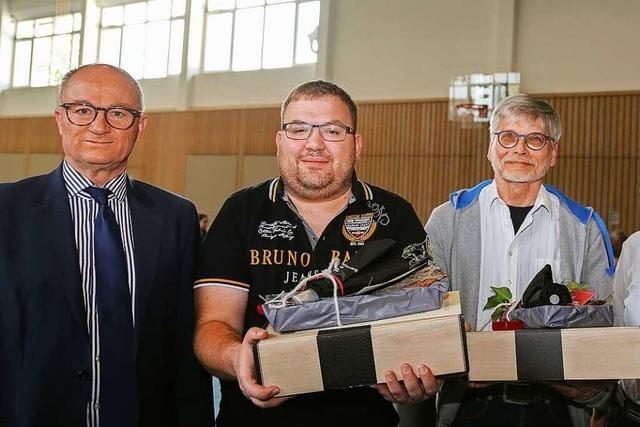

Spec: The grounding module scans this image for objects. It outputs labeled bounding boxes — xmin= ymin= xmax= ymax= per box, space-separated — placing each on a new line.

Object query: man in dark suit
xmin=0 ymin=64 xmax=213 ymax=427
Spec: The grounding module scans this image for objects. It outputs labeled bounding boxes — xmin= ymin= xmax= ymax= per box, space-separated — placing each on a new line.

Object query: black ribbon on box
xmin=514 ymin=329 xmax=564 ymax=380
xmin=252 ymin=324 xmax=378 ymax=389
xmin=254 ymin=313 xmax=468 ymax=393
xmin=317 ymin=326 xmax=377 ymax=389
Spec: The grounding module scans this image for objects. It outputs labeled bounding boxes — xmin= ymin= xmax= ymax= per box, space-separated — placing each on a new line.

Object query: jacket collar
xmin=450 ymin=179 xmax=615 ymax=277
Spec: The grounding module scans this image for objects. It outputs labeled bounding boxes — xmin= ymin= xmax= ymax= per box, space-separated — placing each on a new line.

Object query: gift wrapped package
xmin=467 ymin=263 xmax=632 ymax=381
xmin=509 ymin=304 xmax=613 ymax=329
xmin=467 ymin=327 xmax=640 ymax=381
xmin=254 ymin=291 xmax=467 ymax=396
xmin=263 ymin=282 xmax=447 ymax=333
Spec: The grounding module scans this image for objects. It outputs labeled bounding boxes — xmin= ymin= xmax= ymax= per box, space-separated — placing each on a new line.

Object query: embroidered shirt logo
xmin=342 ymin=213 xmax=377 ymax=244
xmin=367 ymin=201 xmax=390 ymax=226
xmin=258 ymin=220 xmax=297 ymax=241
xmin=402 ymin=240 xmax=429 ymax=268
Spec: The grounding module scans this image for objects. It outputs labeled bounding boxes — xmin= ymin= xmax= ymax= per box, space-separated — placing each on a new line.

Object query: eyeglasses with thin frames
xmin=282 ymin=122 xmax=355 ymax=142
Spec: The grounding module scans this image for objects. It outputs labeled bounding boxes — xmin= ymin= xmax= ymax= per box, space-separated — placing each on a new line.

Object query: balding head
xmin=55 ymin=63 xmax=148 ymax=187
xmin=59 ymin=64 xmax=144 ymax=110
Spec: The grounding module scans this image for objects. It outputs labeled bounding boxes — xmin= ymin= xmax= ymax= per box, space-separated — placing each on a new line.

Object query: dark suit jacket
xmin=0 ymin=165 xmax=213 ymax=427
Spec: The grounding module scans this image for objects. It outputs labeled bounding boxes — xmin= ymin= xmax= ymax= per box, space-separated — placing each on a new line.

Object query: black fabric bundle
xmin=521 ymin=264 xmax=572 ymax=308
xmin=294 ymin=239 xmax=431 ymax=303
xmin=510 ymin=265 xmax=613 ymax=328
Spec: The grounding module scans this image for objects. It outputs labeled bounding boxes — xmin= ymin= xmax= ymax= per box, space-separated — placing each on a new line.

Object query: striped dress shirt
xmin=476 ymin=182 xmax=560 ymax=331
xmin=62 ymin=161 xmax=136 ymax=427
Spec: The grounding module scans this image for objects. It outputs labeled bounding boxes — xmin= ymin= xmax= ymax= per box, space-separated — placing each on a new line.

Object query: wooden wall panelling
xmin=609 ymin=95 xmax=621 ymax=225
xmin=598 ymin=96 xmax=611 ymax=213
xmin=0 ymin=117 xmax=60 ymax=154
xmin=242 ymin=108 xmax=280 ymax=156
xmin=544 ymin=93 xmax=640 ymax=233
xmin=0 ymin=92 xmax=638 ymax=232
xmin=619 ymin=95 xmax=630 ymax=226
xmin=631 ymin=95 xmax=639 ymax=229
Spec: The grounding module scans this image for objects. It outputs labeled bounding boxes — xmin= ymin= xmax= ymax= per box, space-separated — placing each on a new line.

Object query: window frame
xmin=97 ymin=0 xmax=186 ymax=80
xmin=201 ymin=0 xmax=320 ymax=74
xmin=10 ymin=12 xmax=83 ymax=88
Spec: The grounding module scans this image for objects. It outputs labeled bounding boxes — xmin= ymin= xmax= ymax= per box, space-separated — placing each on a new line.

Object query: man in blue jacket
xmin=426 ymin=94 xmax=614 ymax=427
xmin=0 ymin=64 xmax=213 ymax=427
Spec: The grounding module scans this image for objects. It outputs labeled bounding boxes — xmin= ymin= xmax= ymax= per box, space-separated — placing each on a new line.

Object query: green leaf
xmin=483 ymin=295 xmax=502 ymax=310
xmin=484 ymin=285 xmax=514 ymax=320
xmin=566 ymin=281 xmax=580 ymax=291
xmin=490 ymin=286 xmax=512 ymax=302
xmin=566 ymin=280 xmax=590 ymax=292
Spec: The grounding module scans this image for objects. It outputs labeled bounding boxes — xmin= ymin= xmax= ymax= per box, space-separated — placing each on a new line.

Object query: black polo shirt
xmin=195 ymin=175 xmax=426 ymax=427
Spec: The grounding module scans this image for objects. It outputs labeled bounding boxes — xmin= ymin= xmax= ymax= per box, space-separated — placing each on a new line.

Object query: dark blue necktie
xmin=85 ymin=187 xmax=137 ymax=427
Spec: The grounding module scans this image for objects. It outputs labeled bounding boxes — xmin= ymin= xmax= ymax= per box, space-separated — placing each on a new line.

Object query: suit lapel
xmin=127 ymin=179 xmax=161 ymax=347
xmin=35 ymin=165 xmax=86 ymax=329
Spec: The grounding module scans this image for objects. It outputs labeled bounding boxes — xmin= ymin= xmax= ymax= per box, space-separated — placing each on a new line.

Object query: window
xmin=12 ymin=13 xmax=82 ymax=87
xmin=203 ymin=0 xmax=320 ymax=72
xmin=98 ymin=0 xmax=186 ymax=80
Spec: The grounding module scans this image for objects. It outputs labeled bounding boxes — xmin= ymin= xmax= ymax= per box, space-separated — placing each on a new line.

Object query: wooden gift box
xmin=467 ymin=327 xmax=640 ymax=381
xmin=254 ymin=291 xmax=468 ymax=396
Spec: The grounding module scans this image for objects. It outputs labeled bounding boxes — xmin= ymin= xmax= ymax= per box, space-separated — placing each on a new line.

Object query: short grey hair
xmin=59 ymin=63 xmax=145 ymax=110
xmin=489 ymin=94 xmax=562 ymax=141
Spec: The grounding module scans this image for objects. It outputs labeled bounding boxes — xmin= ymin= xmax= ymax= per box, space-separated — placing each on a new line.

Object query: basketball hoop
xmin=455 ymin=103 xmax=489 ymax=119
xmin=448 ymin=72 xmax=520 ymax=125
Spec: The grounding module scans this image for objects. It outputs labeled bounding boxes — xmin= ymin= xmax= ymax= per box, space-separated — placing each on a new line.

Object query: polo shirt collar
xmin=268 ymin=172 xmax=374 ymax=203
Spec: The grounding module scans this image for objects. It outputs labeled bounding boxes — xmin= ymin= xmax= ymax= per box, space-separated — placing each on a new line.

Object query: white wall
xmin=140 ymin=76 xmax=184 ymax=110
xmin=0 ymin=0 xmax=638 ymax=117
xmin=0 ymin=85 xmax=58 ymax=116
xmin=515 ymin=0 xmax=640 ymax=93
xmin=326 ymin=0 xmax=640 ymax=98
xmin=190 ymin=65 xmax=316 ymax=109
xmin=327 ymin=0 xmax=508 ymax=100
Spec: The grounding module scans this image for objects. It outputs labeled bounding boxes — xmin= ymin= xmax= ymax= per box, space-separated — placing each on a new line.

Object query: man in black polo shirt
xmin=193 ymin=80 xmax=439 ymax=427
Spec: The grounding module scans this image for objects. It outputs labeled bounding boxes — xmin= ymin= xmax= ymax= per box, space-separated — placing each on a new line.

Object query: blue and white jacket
xmin=425 ymin=179 xmax=614 ymax=427
xmin=426 ymin=179 xmax=614 ymax=328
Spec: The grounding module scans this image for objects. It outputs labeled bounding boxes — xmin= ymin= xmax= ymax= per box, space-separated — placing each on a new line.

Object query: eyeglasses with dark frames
xmin=282 ymin=122 xmax=355 ymax=142
xmin=59 ymin=102 xmax=143 ymax=130
xmin=492 ymin=130 xmax=555 ymax=151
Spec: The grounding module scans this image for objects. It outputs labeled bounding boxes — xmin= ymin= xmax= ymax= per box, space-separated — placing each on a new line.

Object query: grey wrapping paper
xmin=509 ymin=304 xmax=614 ymax=328
xmin=264 ymin=282 xmax=448 ymax=332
